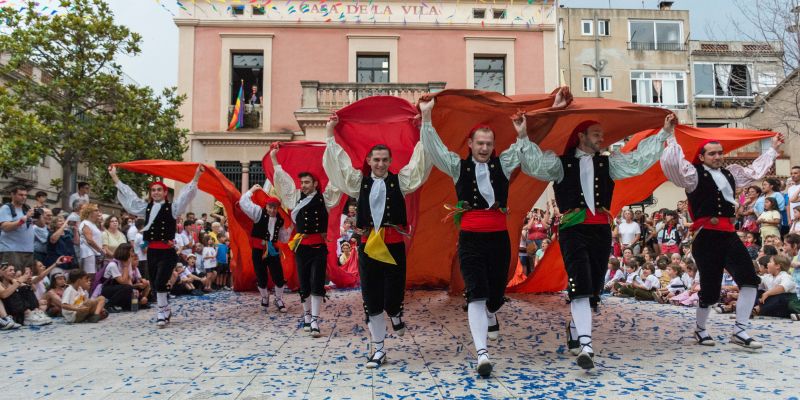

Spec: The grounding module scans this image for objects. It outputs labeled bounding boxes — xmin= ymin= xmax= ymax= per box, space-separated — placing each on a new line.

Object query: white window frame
xmin=629 ymin=70 xmax=687 ymax=108
xmin=583 ymin=76 xmax=595 ymax=92
xmin=600 ymin=76 xmax=612 ymax=92
xmin=693 ymin=61 xmax=754 ymax=99
xmin=627 ymin=20 xmax=684 ymax=50
xmin=598 ymin=20 xmax=610 ymax=36
xmin=581 ymin=20 xmax=593 ymax=36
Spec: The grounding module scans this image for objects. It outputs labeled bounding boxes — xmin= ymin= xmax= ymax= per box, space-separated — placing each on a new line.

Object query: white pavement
xmin=1 ymin=289 xmax=799 ymax=399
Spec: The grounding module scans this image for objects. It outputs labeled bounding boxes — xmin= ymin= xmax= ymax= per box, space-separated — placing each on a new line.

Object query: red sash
xmin=461 ymin=209 xmax=507 ymax=232
xmin=691 ymin=216 xmax=735 ymax=232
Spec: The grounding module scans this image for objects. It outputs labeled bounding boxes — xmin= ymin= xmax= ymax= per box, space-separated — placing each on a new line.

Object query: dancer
xmin=661 ymin=132 xmax=783 ymax=349
xmin=269 ymin=148 xmax=341 ymax=338
xmin=322 ymin=114 xmax=430 ymax=369
xmin=517 ymin=94 xmax=675 ymax=370
xmin=418 ymin=98 xmax=529 ymax=377
xmin=239 ymin=183 xmax=292 ymax=313
xmin=109 ymin=164 xmax=202 ymax=328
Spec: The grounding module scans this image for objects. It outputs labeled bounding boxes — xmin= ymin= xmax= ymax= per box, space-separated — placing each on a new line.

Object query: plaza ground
xmin=1 ymin=289 xmax=798 ymax=399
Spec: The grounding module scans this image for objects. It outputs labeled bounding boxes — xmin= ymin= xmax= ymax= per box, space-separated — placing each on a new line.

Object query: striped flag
xmin=227 ymin=80 xmax=245 ymax=131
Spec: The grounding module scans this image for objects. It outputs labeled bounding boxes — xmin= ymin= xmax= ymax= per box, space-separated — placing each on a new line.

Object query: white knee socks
xmin=486 ymin=309 xmax=497 ymax=327
xmin=302 ymin=299 xmax=311 ymax=323
xmin=156 ymin=292 xmax=168 ymax=308
xmin=570 ymin=297 xmax=593 ymax=353
xmin=696 ymin=306 xmax=711 ymax=336
xmin=368 ymin=314 xmax=387 ymax=356
xmin=311 ymin=295 xmax=323 ymax=328
xmin=257 ymin=287 xmax=269 ymax=302
xmin=468 ymin=300 xmax=489 ymax=360
xmin=735 ymin=287 xmax=757 ymax=340
xmin=274 ymin=285 xmax=284 ymax=301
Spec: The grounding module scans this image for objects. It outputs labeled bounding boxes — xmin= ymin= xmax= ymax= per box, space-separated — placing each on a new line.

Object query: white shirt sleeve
xmin=778 ymin=272 xmax=797 ymax=293
xmin=115 ymin=181 xmax=148 ymax=217
xmin=518 ymin=137 xmax=564 ymax=182
xmin=323 ymin=137 xmax=364 ymax=199
xmin=609 ymin=129 xmax=671 ymax=180
xmin=397 ymin=141 xmax=433 ymax=195
xmin=239 ymin=191 xmax=262 ymax=222
xmin=726 ymin=147 xmax=778 ymax=188
xmin=272 ymin=165 xmax=301 ymax=209
xmin=171 ymin=178 xmax=199 ymax=219
xmin=660 ymin=136 xmax=699 ymax=192
xmin=420 ymin=121 xmax=461 ymax=182
xmin=498 ymin=138 xmax=528 ymax=179
xmin=323 ymin=185 xmax=343 ymax=210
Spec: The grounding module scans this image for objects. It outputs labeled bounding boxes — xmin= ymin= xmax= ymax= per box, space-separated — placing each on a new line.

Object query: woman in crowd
xmin=738 ymin=185 xmax=761 ymax=233
xmin=79 ymin=204 xmax=104 ymax=280
xmin=339 ymin=241 xmax=353 ymax=266
xmin=100 ymin=243 xmax=137 ymax=312
xmin=534 ymin=239 xmax=551 ymax=269
xmin=524 ymin=211 xmax=550 ymax=250
xmin=102 ymin=215 xmax=128 ymax=259
xmin=615 ymin=209 xmax=641 ymax=255
xmin=47 ymin=212 xmax=79 ymax=270
xmin=0 ymin=264 xmax=52 ymax=325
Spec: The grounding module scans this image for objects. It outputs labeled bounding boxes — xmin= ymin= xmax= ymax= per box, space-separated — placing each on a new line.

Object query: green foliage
xmin=0 ymin=0 xmax=188 ymax=203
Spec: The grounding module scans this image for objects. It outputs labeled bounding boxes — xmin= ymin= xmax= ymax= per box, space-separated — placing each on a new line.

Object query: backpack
xmin=2 ymin=202 xmax=30 ymax=219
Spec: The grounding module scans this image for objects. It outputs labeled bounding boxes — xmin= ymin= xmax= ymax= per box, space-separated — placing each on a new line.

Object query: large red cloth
xmin=416 ymin=91 xmax=670 ymax=294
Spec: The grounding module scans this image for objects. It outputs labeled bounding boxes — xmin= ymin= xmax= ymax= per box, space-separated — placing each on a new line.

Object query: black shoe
xmin=391 ymin=317 xmax=406 ymax=337
xmin=694 ymin=329 xmax=716 ymax=347
xmin=105 ymin=305 xmax=122 ymax=314
xmin=566 ymin=320 xmax=580 ymax=356
xmin=488 ymin=317 xmax=500 ymax=341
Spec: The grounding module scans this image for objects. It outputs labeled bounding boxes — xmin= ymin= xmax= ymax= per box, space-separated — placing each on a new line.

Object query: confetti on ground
xmin=0 ymin=290 xmax=797 ymax=399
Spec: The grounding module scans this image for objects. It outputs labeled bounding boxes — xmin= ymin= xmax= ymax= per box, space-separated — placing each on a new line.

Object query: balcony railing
xmin=300 ymin=81 xmax=446 ymax=112
xmin=227 ymin=104 xmax=263 ymax=129
xmin=628 ymin=41 xmax=686 ymax=51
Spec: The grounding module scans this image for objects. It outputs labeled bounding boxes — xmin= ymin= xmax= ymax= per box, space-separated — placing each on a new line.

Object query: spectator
xmin=42 ymin=271 xmax=67 ymax=317
xmin=79 ymin=204 xmax=103 ymax=280
xmin=100 ymin=243 xmax=136 ymax=312
xmin=201 ymin=236 xmax=217 ymax=292
xmin=612 ymin=259 xmax=642 ymax=296
xmin=129 ymin=254 xmax=151 ymax=308
xmin=46 ymin=212 xmax=79 ymax=270
xmin=0 ymin=186 xmax=37 ymax=273
xmin=61 ymin=269 xmax=106 ymax=323
xmin=788 ymin=166 xmax=800 ymax=227
xmin=170 ymin=260 xmax=205 ymax=296
xmin=33 ymin=208 xmax=52 ymax=263
xmin=757 ymin=197 xmax=782 ymax=240
xmin=67 ymin=182 xmax=90 ymax=212
xmin=126 ymin=217 xmax=140 ymax=247
xmin=339 ymin=241 xmax=353 ymax=266
xmin=656 ymin=264 xmax=685 ymax=303
xmin=740 ymin=231 xmax=760 ymax=260
xmin=132 ymin=219 xmax=149 ymax=284
xmin=656 ymin=214 xmax=681 ymax=255
xmin=524 ymin=212 xmax=550 ymax=249
xmin=534 ymin=239 xmax=550 ymax=268
xmin=33 ymin=191 xmax=48 ymax=208
xmin=175 ymin=220 xmax=194 ymax=263
xmin=790 ymin=206 xmax=800 ymax=234
xmin=630 ymin=263 xmax=661 ymax=301
xmin=216 ymin=233 xmax=231 ymax=290
xmin=30 ymin=258 xmax=61 ymax=301
xmin=208 ymin=221 xmax=223 ymax=244
xmin=101 ymin=215 xmax=127 ymax=259
xmin=604 ymin=258 xmax=622 ymax=290
xmin=754 ymin=254 xmax=796 ymax=318
xmin=0 ymin=299 xmax=21 ymax=329
xmin=0 ymin=263 xmax=52 ymax=325
xmin=616 ymin=209 xmax=641 ymax=255
xmin=755 ymin=178 xmax=785 ymax=218
xmin=738 ymin=186 xmax=761 ymax=233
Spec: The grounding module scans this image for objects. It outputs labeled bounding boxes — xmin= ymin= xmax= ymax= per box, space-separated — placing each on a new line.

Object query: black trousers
xmin=458 ymin=230 xmax=510 ymax=313
xmin=101 ymin=283 xmax=133 ymax=310
xmin=2 ymin=286 xmax=39 ymax=323
xmin=358 ymin=241 xmax=406 ymax=317
xmin=295 ymin=244 xmax=327 ymax=300
xmin=761 ymin=292 xmax=795 ymax=318
xmin=692 ymin=229 xmax=760 ymax=308
xmin=558 ymin=224 xmax=612 ymax=304
xmin=147 ymin=247 xmax=178 ymax=293
xmin=252 ymin=249 xmax=286 ymax=289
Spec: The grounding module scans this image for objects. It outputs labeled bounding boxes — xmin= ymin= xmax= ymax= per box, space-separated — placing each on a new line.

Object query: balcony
xmin=628 ymin=41 xmax=686 ymax=51
xmin=227 ymin=104 xmax=263 ymax=130
xmin=295 ymin=80 xmax=446 ymax=139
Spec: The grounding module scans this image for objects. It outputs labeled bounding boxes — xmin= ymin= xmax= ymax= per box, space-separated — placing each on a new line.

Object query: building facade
xmin=174 ymin=0 xmax=559 ymax=210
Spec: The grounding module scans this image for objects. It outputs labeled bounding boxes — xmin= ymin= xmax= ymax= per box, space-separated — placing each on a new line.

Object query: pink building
xmin=174 ymin=0 xmax=558 ymax=208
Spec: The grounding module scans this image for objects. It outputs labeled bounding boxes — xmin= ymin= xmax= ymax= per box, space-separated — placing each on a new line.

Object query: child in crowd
xmin=754 ymin=254 xmax=796 ymax=318
xmin=633 ymin=263 xmax=661 ymax=301
xmin=656 ymin=264 xmax=685 ymax=303
xmin=612 ymin=259 xmax=642 ymax=297
xmin=712 ymin=269 xmax=741 ymax=314
xmin=43 ymin=271 xmax=67 ymax=317
xmin=130 ymin=254 xmax=151 ymax=308
xmin=216 ymin=234 xmax=231 ymax=290
xmin=201 ymin=236 xmax=217 ymax=292
xmin=604 ymin=258 xmax=622 ymax=290
xmin=171 ymin=259 xmax=205 ymax=296
xmin=61 ymin=270 xmax=107 ymax=323
xmin=671 ymin=265 xmax=700 ymax=307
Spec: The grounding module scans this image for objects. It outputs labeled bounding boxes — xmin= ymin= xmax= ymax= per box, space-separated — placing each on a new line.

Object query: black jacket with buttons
xmin=685 ymin=164 xmax=736 ymax=219
xmin=295 ymin=192 xmax=328 ymax=234
xmin=356 ymin=172 xmax=407 ymax=229
xmin=553 ymin=148 xmax=614 ymax=211
xmin=252 ymin=212 xmax=284 ymax=243
xmin=455 ymin=156 xmax=509 ymax=209
xmin=143 ymin=202 xmax=176 ymax=242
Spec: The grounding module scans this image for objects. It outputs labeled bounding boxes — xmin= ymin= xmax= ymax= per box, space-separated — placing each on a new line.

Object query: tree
xmin=0 ymin=0 xmax=188 ymax=208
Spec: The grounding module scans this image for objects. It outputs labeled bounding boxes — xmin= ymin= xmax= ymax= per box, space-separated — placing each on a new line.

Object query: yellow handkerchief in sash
xmin=364 ymin=227 xmax=397 ymax=265
xmin=288 ymin=233 xmax=304 ymax=252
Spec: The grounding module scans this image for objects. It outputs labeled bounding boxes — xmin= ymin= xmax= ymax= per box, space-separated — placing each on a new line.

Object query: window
xmin=473 ymin=8 xmax=486 ymax=19
xmin=582 ymin=76 xmax=595 ymax=92
xmin=356 ymin=54 xmax=390 ymax=83
xmin=474 ymin=57 xmax=505 ymax=94
xmin=216 ymin=161 xmax=243 ymax=190
xmin=252 ymin=6 xmax=266 ymax=15
xmin=232 ymin=5 xmax=245 ymax=15
xmin=630 ymin=71 xmax=686 ymax=107
xmin=581 ymin=20 xmax=593 ymax=35
xmin=231 ymin=53 xmax=264 ymax=105
xmin=249 ymin=161 xmax=265 ymax=186
xmin=598 ymin=20 xmax=610 ymax=36
xmin=693 ymin=63 xmax=753 ymax=97
xmin=629 ymin=20 xmax=683 ymax=50
xmin=600 ymin=76 xmax=612 ymax=92
xmin=493 ymin=9 xmax=506 ymax=19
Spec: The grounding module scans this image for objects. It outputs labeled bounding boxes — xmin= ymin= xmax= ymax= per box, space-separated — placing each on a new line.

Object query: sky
xmin=103 ymin=0 xmax=759 ymax=92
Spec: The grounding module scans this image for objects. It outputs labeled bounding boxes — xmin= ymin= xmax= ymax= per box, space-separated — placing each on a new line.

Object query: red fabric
xmin=460 ymin=210 xmax=508 ymax=232
xmin=506 ymin=259 xmax=528 ymax=287
xmin=263 ymin=141 xmax=330 ymax=192
xmin=147 ymin=241 xmax=172 ymax=250
xmin=583 ymin=209 xmax=611 ymax=225
xmin=149 ymin=181 xmax=168 ymax=192
xmin=249 ymin=237 xmax=266 ymax=250
xmin=298 ymin=233 xmax=325 ymax=246
xmin=507 ymin=239 xmax=568 ymax=293
xmin=113 ymin=160 xmax=261 ymax=291
xmin=340 ymin=249 xmax=360 ymax=276
xmin=468 ymin=123 xmax=493 ymax=138
xmin=693 ymin=139 xmax=720 ymax=164
xmin=566 ymin=120 xmax=600 ymax=150
xmin=691 ymin=217 xmax=736 ymax=232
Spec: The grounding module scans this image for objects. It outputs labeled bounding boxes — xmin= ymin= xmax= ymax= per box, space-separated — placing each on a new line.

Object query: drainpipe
xmin=594 ymin=10 xmax=601 ymax=97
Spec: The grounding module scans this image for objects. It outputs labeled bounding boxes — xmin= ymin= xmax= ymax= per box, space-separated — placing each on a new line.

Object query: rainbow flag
xmin=227 ymin=80 xmax=245 ymax=131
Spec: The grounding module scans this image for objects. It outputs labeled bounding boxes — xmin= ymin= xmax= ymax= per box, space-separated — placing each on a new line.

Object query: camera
xmin=32 ymin=208 xmax=43 ymax=220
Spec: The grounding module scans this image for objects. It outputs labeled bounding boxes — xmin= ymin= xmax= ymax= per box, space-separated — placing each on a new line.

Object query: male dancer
xmin=418 ymin=98 xmax=530 ymax=377
xmin=517 ymin=95 xmax=676 ymax=370
xmin=239 ymin=183 xmax=292 ymax=313
xmin=661 ymin=132 xmax=783 ymax=349
xmin=269 ymin=149 xmax=341 ymax=337
xmin=109 ymin=164 xmax=203 ymax=328
xmin=322 ymin=114 xmax=430 ymax=369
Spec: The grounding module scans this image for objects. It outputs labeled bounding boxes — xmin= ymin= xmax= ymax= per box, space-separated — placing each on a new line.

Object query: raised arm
xmin=418 ymin=99 xmax=461 ymax=182
xmin=322 ymin=114 xmax=364 ymax=199
xmin=513 ymin=113 xmax=563 ymax=183
xmin=397 ymin=141 xmax=432 ymax=195
xmin=109 ymin=166 xmax=147 ymax=217
xmin=660 ymin=136 xmax=699 ymax=193
xmin=727 ymin=134 xmax=783 ymax=188
xmin=269 ymin=148 xmax=301 ymax=208
xmin=323 ymin=184 xmax=343 ymax=210
xmin=172 ymin=165 xmax=203 ymax=219
xmin=239 ymin=185 xmax=263 ymax=222
xmin=610 ymin=114 xmax=676 ymax=180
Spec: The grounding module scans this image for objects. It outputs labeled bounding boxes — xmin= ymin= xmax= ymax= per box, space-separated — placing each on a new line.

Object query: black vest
xmin=295 ymin=192 xmax=328 ymax=234
xmin=143 ymin=202 xmax=176 ymax=242
xmin=553 ymin=149 xmax=614 ymax=211
xmin=685 ymin=164 xmax=736 ymax=219
xmin=251 ymin=212 xmax=284 ymax=243
xmin=455 ymin=156 xmax=509 ymax=209
xmin=356 ymin=173 xmax=407 ymax=229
